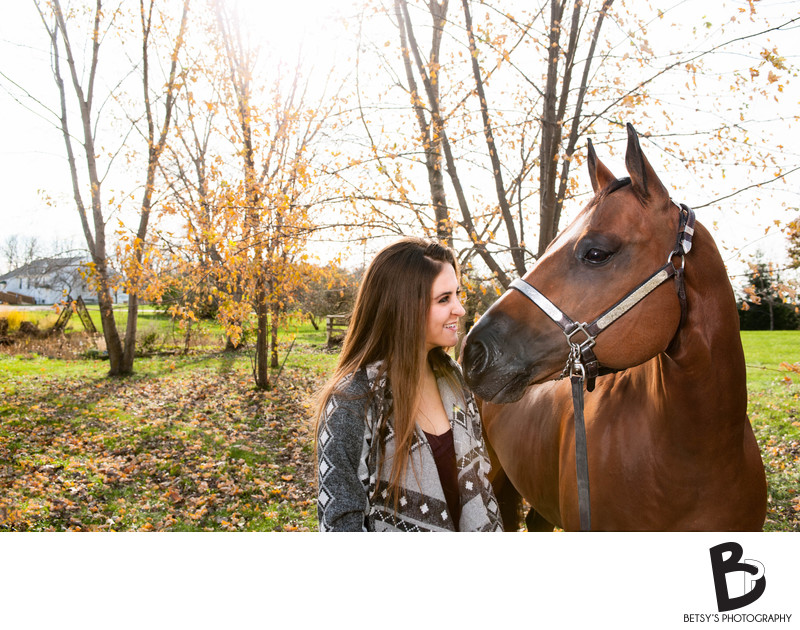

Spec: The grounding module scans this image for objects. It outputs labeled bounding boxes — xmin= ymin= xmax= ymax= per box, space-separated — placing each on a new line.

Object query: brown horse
xmin=462 ymin=124 xmax=767 ymax=531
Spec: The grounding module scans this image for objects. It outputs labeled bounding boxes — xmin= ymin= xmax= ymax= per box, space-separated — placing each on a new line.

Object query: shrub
xmin=19 ymin=321 xmax=39 ymax=335
xmin=137 ymin=329 xmax=160 ymax=354
xmin=5 ymin=310 xmax=25 ymax=332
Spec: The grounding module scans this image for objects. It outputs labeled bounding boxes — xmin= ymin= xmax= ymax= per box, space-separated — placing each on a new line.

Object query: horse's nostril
xmin=464 ymin=339 xmax=490 ymax=380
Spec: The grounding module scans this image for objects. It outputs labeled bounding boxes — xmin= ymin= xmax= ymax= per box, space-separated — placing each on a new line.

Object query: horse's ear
xmin=587 ymin=137 xmax=616 ymax=193
xmin=625 ymin=123 xmax=669 ymax=207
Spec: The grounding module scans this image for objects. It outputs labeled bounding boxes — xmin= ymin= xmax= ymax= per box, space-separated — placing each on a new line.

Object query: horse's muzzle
xmin=463 ymin=311 xmax=535 ymax=403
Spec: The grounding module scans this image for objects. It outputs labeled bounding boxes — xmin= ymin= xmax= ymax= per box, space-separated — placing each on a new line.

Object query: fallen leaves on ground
xmin=0 ymin=355 xmax=323 ymax=532
xmin=749 ymin=386 xmax=800 ymax=532
xmin=2 ymin=351 xmax=798 ymax=532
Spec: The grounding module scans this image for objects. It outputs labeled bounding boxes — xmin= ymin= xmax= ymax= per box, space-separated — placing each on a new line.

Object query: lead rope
xmin=562 ymin=332 xmax=595 ymax=532
xmin=569 ymin=351 xmax=592 ymax=531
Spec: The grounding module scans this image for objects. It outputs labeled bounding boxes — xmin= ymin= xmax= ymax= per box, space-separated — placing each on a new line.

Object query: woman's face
xmin=425 ymin=263 xmax=465 ymax=352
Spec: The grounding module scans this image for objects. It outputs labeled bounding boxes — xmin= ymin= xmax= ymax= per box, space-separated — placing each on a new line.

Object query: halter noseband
xmin=506 ymin=201 xmax=695 ymax=531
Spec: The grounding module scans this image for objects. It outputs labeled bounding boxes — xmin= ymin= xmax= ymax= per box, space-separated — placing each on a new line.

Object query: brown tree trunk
xmin=120 ymin=295 xmax=138 ymax=373
xmin=270 ymin=301 xmax=280 ymax=369
xmin=398 ymin=0 xmax=510 ymax=287
xmin=95 ymin=262 xmax=124 ymax=371
xmin=538 ymin=0 xmax=614 ymax=256
xmin=120 ymin=0 xmax=189 ymax=374
xmin=254 ymin=275 xmax=270 ymax=389
xmin=395 ymin=0 xmax=451 ymax=246
xmin=45 ymin=0 xmax=127 ymax=375
xmin=462 ymin=0 xmax=525 ymax=276
xmin=538 ymin=0 xmax=565 ymax=257
xmin=217 ymin=0 xmax=274 ymax=389
xmin=43 ymin=0 xmax=189 ymax=377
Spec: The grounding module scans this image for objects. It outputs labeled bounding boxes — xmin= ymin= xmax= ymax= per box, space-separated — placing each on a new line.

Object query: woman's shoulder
xmin=331 ymin=360 xmax=386 ymax=399
xmin=320 ymin=362 xmax=388 ymax=434
xmin=444 ymin=352 xmax=463 ymax=373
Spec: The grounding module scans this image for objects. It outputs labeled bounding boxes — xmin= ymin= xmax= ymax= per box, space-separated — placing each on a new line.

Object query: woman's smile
xmin=426 ymin=265 xmax=466 ymax=351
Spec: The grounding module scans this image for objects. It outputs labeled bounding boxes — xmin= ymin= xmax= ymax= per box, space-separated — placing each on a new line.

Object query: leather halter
xmin=507 ymin=202 xmax=695 ymax=531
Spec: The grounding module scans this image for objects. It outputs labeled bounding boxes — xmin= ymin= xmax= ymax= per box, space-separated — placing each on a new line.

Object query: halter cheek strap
xmin=507 ymin=203 xmax=695 ymax=531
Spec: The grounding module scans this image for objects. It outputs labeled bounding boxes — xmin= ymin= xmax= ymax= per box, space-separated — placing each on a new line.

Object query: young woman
xmin=315 ymin=237 xmax=502 ymax=532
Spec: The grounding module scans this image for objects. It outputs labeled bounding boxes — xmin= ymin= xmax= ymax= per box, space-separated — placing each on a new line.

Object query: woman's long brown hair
xmin=314 ymin=237 xmax=461 ymax=509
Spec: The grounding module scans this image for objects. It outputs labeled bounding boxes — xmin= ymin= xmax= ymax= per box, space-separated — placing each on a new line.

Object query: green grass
xmin=0 ymin=354 xmax=108 ymax=379
xmin=741 ymin=330 xmax=800 ymax=388
xmin=740 ymin=330 xmax=800 ymax=531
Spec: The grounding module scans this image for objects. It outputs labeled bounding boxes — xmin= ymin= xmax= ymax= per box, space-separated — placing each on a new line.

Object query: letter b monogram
xmin=709 ymin=542 xmax=766 ymax=612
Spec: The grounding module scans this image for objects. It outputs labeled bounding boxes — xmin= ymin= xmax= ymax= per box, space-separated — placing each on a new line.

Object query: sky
xmin=1 ymin=0 xmax=798 ymax=281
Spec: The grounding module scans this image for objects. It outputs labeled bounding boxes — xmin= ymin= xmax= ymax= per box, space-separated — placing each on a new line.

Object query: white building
xmin=0 ymin=256 xmax=127 ymax=305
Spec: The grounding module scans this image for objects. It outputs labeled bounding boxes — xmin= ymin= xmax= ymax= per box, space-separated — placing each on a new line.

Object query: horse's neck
xmin=660 ymin=221 xmax=748 ymax=421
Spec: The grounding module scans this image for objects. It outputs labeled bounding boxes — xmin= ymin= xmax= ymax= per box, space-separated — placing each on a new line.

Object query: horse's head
xmin=463 ymin=124 xmax=686 ymax=403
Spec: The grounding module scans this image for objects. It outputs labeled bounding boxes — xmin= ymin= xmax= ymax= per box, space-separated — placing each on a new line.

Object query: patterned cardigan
xmin=316 ymin=357 xmax=503 ymax=532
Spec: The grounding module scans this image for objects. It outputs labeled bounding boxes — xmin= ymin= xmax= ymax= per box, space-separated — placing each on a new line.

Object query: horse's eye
xmin=584 ymin=248 xmax=613 ymax=265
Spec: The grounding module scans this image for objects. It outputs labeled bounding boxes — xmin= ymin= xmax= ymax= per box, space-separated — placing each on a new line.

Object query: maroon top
xmin=423 ymin=428 xmax=461 ymax=530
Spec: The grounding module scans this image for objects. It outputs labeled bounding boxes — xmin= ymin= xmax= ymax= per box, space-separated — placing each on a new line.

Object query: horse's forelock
xmin=591 ymin=177 xmax=631 ymax=207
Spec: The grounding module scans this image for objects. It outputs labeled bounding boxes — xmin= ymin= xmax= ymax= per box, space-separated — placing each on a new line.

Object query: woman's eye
xmin=584 ymin=248 xmax=612 ymax=264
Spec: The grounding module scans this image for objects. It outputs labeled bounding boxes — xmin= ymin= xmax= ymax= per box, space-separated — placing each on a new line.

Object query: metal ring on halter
xmin=667 ymin=249 xmax=685 ymax=270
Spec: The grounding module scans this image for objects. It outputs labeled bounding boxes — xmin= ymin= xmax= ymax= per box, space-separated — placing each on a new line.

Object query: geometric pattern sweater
xmin=316 ymin=357 xmax=503 ymax=532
